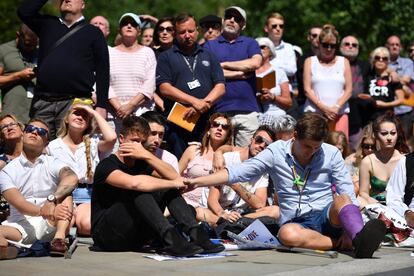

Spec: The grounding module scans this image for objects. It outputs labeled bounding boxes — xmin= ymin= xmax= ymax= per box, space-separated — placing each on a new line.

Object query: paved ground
xmin=1 ymin=239 xmax=413 ymax=276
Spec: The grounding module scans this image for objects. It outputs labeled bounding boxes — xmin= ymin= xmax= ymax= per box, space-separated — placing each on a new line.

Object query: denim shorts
xmin=286 ymin=203 xmax=343 ymax=238
xmin=73 ymin=187 xmax=92 ymax=204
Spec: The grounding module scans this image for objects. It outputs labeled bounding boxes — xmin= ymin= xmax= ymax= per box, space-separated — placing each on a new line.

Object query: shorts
xmin=73 ymin=187 xmax=92 ymax=204
xmin=2 ymin=216 xmax=56 ymax=245
xmin=285 ymin=203 xmax=343 ymax=239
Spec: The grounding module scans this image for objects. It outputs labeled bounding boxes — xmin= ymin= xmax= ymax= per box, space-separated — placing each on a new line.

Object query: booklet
xmin=167 ymin=102 xmax=200 ymax=132
xmin=256 ymin=71 xmax=276 ymax=91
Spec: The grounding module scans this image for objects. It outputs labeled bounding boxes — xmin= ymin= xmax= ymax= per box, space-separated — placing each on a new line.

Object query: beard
xmin=340 ymin=49 xmax=358 ymax=59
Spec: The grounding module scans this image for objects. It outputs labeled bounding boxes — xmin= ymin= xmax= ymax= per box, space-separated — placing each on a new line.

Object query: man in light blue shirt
xmin=185 ymin=113 xmax=386 ymax=258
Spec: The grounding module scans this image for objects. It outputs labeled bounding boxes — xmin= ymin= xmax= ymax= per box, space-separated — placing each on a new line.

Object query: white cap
xmin=225 ymin=6 xmax=247 ymax=23
xmin=256 ymin=37 xmax=276 ymax=58
xmin=119 ymin=13 xmax=142 ymax=28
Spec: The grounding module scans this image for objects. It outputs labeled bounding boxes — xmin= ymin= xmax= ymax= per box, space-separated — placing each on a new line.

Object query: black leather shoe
xmin=163 ymin=228 xmax=203 ymax=257
xmin=353 ymin=219 xmax=386 ymax=258
xmin=189 ymin=226 xmax=225 ymax=254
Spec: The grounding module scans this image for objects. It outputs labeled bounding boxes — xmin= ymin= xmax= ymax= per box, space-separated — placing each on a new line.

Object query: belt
xmin=35 ymin=94 xmax=75 ymax=102
xmin=77 ymin=183 xmax=93 ymax=189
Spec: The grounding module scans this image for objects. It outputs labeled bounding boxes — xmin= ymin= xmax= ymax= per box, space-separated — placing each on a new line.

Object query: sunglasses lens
xmin=25 ymin=125 xmax=48 ymax=136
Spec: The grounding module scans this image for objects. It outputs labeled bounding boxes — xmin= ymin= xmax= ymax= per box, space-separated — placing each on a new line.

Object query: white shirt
xmin=0 ymin=154 xmax=67 ymax=222
xmin=200 ymin=151 xmax=269 ymax=211
xmin=270 ymin=40 xmax=297 ymax=77
xmin=48 ymin=136 xmax=101 ymax=184
xmin=155 ymin=148 xmax=179 ymax=173
xmin=386 ymin=155 xmax=414 ymax=217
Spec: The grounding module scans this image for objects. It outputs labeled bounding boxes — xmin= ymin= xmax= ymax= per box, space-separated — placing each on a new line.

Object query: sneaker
xmin=50 ymin=238 xmax=68 ymax=257
xmin=353 ymin=219 xmax=386 ymax=258
xmin=0 ymin=246 xmax=18 ymax=260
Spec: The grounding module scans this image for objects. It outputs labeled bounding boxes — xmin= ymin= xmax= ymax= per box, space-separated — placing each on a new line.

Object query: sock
xmin=338 ymin=204 xmax=364 ymax=240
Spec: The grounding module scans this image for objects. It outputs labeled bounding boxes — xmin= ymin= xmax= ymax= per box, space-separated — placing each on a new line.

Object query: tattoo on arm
xmin=55 ymin=166 xmax=78 ymax=201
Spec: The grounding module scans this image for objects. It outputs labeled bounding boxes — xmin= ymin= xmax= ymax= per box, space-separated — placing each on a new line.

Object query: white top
xmin=108 ymin=46 xmax=156 ymax=117
xmin=0 ymin=154 xmax=67 ymax=222
xmin=257 ymin=66 xmax=289 ymax=117
xmin=304 ymin=56 xmax=349 ymax=114
xmin=48 ymin=136 xmax=100 ymax=184
xmin=155 ymin=148 xmax=179 ymax=173
xmin=270 ymin=40 xmax=297 ymax=77
xmin=200 ymin=151 xmax=269 ymax=211
xmin=386 ymin=156 xmax=414 ymax=217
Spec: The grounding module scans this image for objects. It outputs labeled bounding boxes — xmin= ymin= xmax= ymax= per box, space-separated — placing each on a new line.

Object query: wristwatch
xmin=47 ymin=194 xmax=57 ymax=204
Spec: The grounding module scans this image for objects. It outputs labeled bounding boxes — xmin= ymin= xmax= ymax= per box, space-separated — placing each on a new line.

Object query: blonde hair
xmin=266 ymin=12 xmax=284 ymax=25
xmin=354 ymin=124 xmax=376 ymax=167
xmin=326 ymin=131 xmax=351 ymax=158
xmin=319 ymin=24 xmax=339 ymax=44
xmin=0 ymin=114 xmax=24 ymax=147
xmin=369 ymin=46 xmax=390 ymax=66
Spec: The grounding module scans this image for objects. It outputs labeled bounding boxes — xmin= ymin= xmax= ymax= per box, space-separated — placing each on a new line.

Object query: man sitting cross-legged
xmin=0 ymin=119 xmax=78 ymax=259
xmin=91 ymin=116 xmax=224 ymax=257
xmin=185 ymin=112 xmax=387 ymax=258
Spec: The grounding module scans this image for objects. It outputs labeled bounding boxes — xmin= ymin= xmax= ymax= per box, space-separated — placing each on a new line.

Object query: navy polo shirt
xmin=156 ymin=44 xmax=225 ymax=113
xmin=204 ymin=35 xmax=261 ymax=113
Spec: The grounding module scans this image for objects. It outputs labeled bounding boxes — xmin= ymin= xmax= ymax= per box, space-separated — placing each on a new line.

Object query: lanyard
xmin=290 ymin=164 xmax=311 ymax=217
xmin=182 ymin=54 xmax=198 ymax=80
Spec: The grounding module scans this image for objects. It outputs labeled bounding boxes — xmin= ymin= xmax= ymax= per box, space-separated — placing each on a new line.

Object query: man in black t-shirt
xmin=91 ymin=116 xmax=224 ymax=256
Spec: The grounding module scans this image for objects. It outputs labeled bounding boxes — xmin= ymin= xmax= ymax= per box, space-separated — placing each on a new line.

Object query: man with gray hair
xmin=340 ymin=36 xmax=370 ymax=151
xmin=90 ymin=15 xmax=110 ymax=40
xmin=272 ymin=114 xmax=296 ymax=141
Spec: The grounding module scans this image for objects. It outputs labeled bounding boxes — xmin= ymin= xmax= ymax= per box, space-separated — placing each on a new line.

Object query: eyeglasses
xmin=374 ymin=56 xmax=388 ymax=62
xmin=343 ymin=42 xmax=358 ymax=48
xmin=361 ymin=143 xmax=375 ymax=150
xmin=224 ymin=13 xmax=244 ymax=24
xmin=310 ymin=33 xmax=319 ymax=39
xmin=120 ymin=20 xmax=139 ymax=28
xmin=158 ymin=26 xmax=174 ymax=33
xmin=321 ymin=42 xmax=337 ymax=49
xmin=24 ymin=124 xmax=48 ymax=137
xmin=211 ymin=121 xmax=230 ymax=130
xmin=254 ymin=135 xmax=272 ymax=147
xmin=201 ymin=23 xmax=221 ymax=31
xmin=271 ymin=24 xmax=284 ymax=30
xmin=72 ymin=98 xmax=93 ymax=106
xmin=0 ymin=122 xmax=19 ymax=131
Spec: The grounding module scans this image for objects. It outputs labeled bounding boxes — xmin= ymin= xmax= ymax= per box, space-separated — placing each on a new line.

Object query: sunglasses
xmin=211 ymin=121 xmax=230 ymax=130
xmin=361 ymin=143 xmax=375 ymax=150
xmin=24 ymin=124 xmax=48 ymax=137
xmin=254 ymin=135 xmax=271 ymax=147
xmin=224 ymin=13 xmax=244 ymax=24
xmin=0 ymin=122 xmax=19 ymax=131
xmin=344 ymin=42 xmax=358 ymax=48
xmin=271 ymin=24 xmax=284 ymax=30
xmin=374 ymin=56 xmax=388 ymax=62
xmin=409 ymin=48 xmax=414 ymax=53
xmin=260 ymin=45 xmax=269 ymax=49
xmin=321 ymin=42 xmax=337 ymax=49
xmin=72 ymin=98 xmax=93 ymax=106
xmin=310 ymin=33 xmax=319 ymax=39
xmin=120 ymin=20 xmax=139 ymax=28
xmin=158 ymin=26 xmax=174 ymax=33
xmin=201 ymin=23 xmax=221 ymax=30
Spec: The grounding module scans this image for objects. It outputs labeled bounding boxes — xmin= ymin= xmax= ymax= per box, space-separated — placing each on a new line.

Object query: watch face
xmin=47 ymin=194 xmax=56 ymax=202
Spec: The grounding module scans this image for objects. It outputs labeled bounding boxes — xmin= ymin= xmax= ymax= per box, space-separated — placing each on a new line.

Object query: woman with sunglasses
xmin=47 ymin=100 xmax=116 ymax=235
xmin=345 ymin=124 xmax=376 ymax=195
xmin=108 ymin=13 xmax=156 ymax=139
xmin=255 ymin=37 xmax=292 ymax=127
xmin=303 ymin=24 xmax=352 ymax=138
xmin=0 ymin=115 xmax=24 ymax=170
xmin=152 ymin=17 xmax=175 ymax=58
xmin=358 ymin=47 xmax=404 ymax=123
xmin=358 ymin=113 xmax=409 ymax=207
xmin=179 ymin=113 xmax=233 ymax=225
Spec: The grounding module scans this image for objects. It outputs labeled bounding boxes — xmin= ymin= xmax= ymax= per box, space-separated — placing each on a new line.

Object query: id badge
xmin=187 ymin=79 xmax=201 ymax=90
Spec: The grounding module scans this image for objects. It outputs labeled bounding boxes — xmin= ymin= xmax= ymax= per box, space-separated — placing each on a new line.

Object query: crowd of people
xmin=1 ymin=0 xmax=414 ymax=261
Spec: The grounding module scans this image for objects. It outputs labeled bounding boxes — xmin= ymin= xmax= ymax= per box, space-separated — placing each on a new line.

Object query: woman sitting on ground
xmin=48 ymin=99 xmax=116 ymax=235
xmin=179 ymin=113 xmax=233 ymax=225
xmin=326 ymin=131 xmax=351 ymax=160
xmin=359 ymin=113 xmax=409 ymax=207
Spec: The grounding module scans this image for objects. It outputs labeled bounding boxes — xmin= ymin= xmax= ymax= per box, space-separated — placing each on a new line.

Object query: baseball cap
xmin=224 ymin=6 xmax=247 ymax=23
xmin=119 ymin=13 xmax=142 ymax=28
xmin=256 ymin=37 xmax=276 ymax=58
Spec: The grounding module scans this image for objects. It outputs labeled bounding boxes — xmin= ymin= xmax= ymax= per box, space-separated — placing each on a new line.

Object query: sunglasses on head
xmin=254 ymin=135 xmax=271 ymax=147
xmin=0 ymin=122 xmax=19 ymax=131
xmin=211 ymin=121 xmax=230 ymax=130
xmin=344 ymin=42 xmax=358 ymax=48
xmin=271 ymin=24 xmax=284 ymax=30
xmin=72 ymin=98 xmax=93 ymax=106
xmin=321 ymin=42 xmax=337 ymax=49
xmin=374 ymin=55 xmax=388 ymax=62
xmin=24 ymin=124 xmax=48 ymax=137
xmin=158 ymin=26 xmax=174 ymax=33
xmin=361 ymin=143 xmax=375 ymax=150
xmin=224 ymin=12 xmax=244 ymax=24
xmin=120 ymin=20 xmax=139 ymax=28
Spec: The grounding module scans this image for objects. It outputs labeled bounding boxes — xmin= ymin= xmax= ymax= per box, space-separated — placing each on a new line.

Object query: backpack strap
xmin=404 ymin=153 xmax=414 ymax=206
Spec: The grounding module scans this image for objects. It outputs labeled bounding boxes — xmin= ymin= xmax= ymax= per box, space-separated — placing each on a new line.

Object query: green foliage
xmin=1 ymin=0 xmax=413 ymax=59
